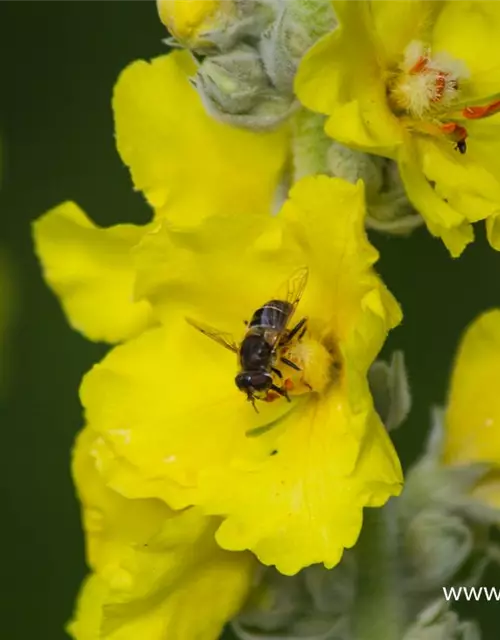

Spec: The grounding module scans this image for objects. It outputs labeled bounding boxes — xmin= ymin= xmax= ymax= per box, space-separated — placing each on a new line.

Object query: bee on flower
xmin=296 ymin=0 xmax=500 ymax=256
xmin=34 ymin=175 xmax=403 ymax=579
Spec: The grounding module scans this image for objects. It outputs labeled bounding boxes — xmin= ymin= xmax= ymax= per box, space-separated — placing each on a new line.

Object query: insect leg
xmin=280 ymin=356 xmax=301 ymax=371
xmin=282 ymin=317 xmax=307 ymax=345
xmin=247 ymin=393 xmax=259 ymax=412
xmin=271 ymin=367 xmax=283 ymax=378
xmin=271 ymin=383 xmax=291 ymax=403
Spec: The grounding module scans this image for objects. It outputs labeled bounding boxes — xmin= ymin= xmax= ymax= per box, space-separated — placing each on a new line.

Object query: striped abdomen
xmin=248 ymin=299 xmax=292 ymax=333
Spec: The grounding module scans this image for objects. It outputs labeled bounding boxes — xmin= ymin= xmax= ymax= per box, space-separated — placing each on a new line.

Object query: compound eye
xmin=249 ymin=372 xmax=272 ymax=391
xmin=235 ymin=372 xmax=252 ymax=391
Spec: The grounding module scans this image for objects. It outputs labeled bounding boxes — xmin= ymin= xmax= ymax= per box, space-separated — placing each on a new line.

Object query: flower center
xmin=275 ymin=332 xmax=342 ymax=397
xmin=387 ymin=40 xmax=468 ymax=119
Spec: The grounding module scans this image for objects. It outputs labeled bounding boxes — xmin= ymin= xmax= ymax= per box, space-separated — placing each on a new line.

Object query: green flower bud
xmin=195 ymin=46 xmax=297 ymax=130
xmin=366 ymin=160 xmax=423 ymax=235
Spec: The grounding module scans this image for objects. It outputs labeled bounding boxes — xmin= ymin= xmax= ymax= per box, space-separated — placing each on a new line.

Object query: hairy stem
xmin=352 ymin=502 xmax=406 ymax=640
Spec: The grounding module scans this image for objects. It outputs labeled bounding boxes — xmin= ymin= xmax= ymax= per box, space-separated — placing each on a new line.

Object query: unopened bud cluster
xmin=158 ymin=0 xmax=336 ymax=130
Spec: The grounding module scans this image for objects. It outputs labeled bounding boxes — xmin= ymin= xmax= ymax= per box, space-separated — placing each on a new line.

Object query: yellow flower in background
xmin=157 ymin=0 xmax=236 ymax=48
xmin=296 ymin=0 xmax=500 ymax=256
xmin=77 ymin=176 xmax=402 ymax=575
xmin=443 ymin=309 xmax=500 ymax=509
xmin=113 ymin=50 xmax=289 ymax=226
xmin=68 ymin=428 xmax=255 ymax=640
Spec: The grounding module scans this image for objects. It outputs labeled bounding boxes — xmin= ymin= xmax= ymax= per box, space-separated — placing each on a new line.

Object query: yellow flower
xmin=443 ymin=309 xmax=500 ymax=509
xmin=296 ymin=1 xmax=500 ymax=256
xmin=33 ymin=51 xmax=288 ymax=344
xmin=78 ymin=176 xmax=403 ymax=575
xmin=113 ymin=50 xmax=289 ymax=226
xmin=68 ymin=428 xmax=255 ymax=639
xmin=157 ymin=0 xmax=235 ymax=48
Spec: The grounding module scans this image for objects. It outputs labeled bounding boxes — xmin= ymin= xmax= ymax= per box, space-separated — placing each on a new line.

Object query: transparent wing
xmin=284 ymin=266 xmax=309 ymax=314
xmin=185 ymin=317 xmax=239 ymax=353
xmin=271 ymin=266 xmax=309 ymax=347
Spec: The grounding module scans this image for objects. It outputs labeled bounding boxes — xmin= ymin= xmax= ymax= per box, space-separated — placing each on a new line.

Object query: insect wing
xmin=269 ymin=266 xmax=309 ymax=347
xmin=185 ymin=317 xmax=239 ymax=353
xmin=284 ymin=266 xmax=309 ymax=315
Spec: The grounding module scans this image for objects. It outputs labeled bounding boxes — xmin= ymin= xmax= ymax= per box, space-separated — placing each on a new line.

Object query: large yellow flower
xmin=33 ymin=51 xmax=288 ymax=344
xmin=443 ymin=309 xmax=500 ymax=509
xmin=68 ymin=428 xmax=255 ymax=639
xmin=77 ymin=176 xmax=403 ymax=575
xmin=296 ymin=0 xmax=500 ymax=256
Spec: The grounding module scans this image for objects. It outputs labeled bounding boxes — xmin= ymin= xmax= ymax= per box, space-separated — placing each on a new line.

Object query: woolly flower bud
xmin=195 ymin=46 xmax=297 ymax=130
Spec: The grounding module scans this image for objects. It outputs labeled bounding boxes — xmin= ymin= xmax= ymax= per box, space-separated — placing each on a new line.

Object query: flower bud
xmin=232 ymin=563 xmax=352 ymax=640
xmin=259 ymin=0 xmax=336 ymax=93
xmin=157 ymin=0 xmax=236 ymax=48
xmin=195 ymin=46 xmax=297 ymax=130
xmin=366 ymin=160 xmax=423 ymax=235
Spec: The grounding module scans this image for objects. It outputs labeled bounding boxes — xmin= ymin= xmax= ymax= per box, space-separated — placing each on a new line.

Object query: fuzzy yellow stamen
xmin=279 ymin=333 xmax=340 ymax=396
xmin=387 ymin=40 xmax=467 ymax=119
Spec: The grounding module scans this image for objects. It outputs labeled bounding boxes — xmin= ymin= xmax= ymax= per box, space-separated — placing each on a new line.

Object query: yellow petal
xmin=486 ymin=212 xmax=500 ymax=250
xmin=370 ymin=1 xmax=443 ymax=67
xmin=113 ymin=51 xmax=289 ymax=225
xmin=33 ymin=202 xmax=154 ymax=343
xmin=444 ymin=310 xmax=500 ymax=467
xmin=279 ymin=177 xmax=402 ymax=373
xmin=295 ymin=2 xmax=402 ymax=155
xmin=157 ymin=0 xmax=234 ymax=47
xmin=80 ymin=320 xmax=293 ymax=508
xmin=133 ymin=212 xmax=282 ymax=333
xmin=432 ymin=1 xmax=500 ymax=100
xmin=68 ymin=428 xmax=255 ymax=640
xmin=202 ymin=405 xmax=402 ymax=575
xmin=397 ymin=143 xmax=474 ymax=257
xmin=416 ymin=137 xmax=500 ymax=224
xmin=80 ymin=176 xmax=402 ymax=573
xmin=467 ymin=114 xmax=500 ymax=182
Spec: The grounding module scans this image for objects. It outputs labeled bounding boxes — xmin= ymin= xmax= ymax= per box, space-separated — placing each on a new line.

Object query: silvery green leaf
xmin=402 ymin=600 xmax=480 ymax=640
xmin=369 ymin=351 xmax=411 ymax=431
xmin=303 ymin=553 xmax=356 ymax=615
xmin=403 ymin=510 xmax=472 ymax=591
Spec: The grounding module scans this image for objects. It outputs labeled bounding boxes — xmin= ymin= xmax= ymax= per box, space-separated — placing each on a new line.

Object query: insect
xmin=454 ymin=139 xmax=467 ymax=154
xmin=186 ymin=267 xmax=309 ymax=410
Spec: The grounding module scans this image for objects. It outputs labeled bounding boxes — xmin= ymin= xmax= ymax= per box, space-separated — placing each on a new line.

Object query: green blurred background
xmin=0 ymin=1 xmax=499 ymax=638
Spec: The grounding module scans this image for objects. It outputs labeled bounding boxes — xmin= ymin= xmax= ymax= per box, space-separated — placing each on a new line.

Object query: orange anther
xmin=265 ymin=391 xmax=280 ymax=403
xmin=433 ymin=74 xmax=446 ymax=102
xmin=284 ymin=379 xmax=294 ymax=391
xmin=409 ymin=56 xmax=428 ymax=74
xmin=440 ymin=122 xmax=458 ymax=134
xmin=463 ymin=100 xmax=500 ymax=120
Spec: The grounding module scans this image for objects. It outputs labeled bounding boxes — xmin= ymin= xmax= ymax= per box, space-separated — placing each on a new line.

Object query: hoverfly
xmin=186 ymin=267 xmax=309 ymax=409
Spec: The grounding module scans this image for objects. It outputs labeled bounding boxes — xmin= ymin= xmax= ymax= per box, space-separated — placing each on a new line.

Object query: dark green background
xmin=0 ymin=2 xmax=499 ymax=638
